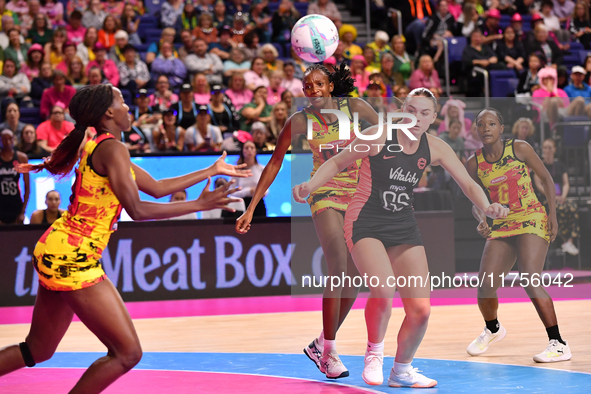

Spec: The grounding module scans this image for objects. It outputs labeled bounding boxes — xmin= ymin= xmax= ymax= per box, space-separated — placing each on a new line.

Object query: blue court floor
xmin=34 ymin=352 xmax=591 ymax=393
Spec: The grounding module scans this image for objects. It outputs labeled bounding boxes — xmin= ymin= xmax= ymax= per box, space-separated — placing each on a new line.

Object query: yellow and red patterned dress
xmin=476 ymin=139 xmax=549 ymax=242
xmin=304 ymin=98 xmax=361 ymax=217
xmin=33 ymin=133 xmax=135 ymax=291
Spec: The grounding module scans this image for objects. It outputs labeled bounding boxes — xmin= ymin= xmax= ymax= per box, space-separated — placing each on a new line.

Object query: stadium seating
xmin=490 ymin=70 xmax=519 ymax=97
xmin=562 ymin=116 xmax=590 ymax=146
xmin=446 ymin=36 xmax=467 ymax=64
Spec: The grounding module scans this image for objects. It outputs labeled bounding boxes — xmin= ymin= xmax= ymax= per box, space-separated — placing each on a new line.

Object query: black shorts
xmin=348 ymin=215 xmax=424 ymax=251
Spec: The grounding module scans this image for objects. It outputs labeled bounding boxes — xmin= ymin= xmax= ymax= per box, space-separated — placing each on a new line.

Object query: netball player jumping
xmin=466 ymin=108 xmax=571 ymax=363
xmin=294 ymin=89 xmax=508 ymax=387
xmin=236 ymin=63 xmax=382 ymax=379
xmin=0 ymin=84 xmax=249 ymax=394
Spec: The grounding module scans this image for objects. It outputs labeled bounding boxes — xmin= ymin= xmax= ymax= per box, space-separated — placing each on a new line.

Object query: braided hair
xmin=475 ymin=107 xmax=504 ymax=126
xmin=18 ymin=84 xmax=115 ymax=178
xmin=303 ymin=62 xmax=356 ymax=97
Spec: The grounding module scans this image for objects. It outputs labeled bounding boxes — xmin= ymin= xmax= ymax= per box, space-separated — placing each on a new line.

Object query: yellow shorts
xmin=33 ymin=227 xmax=107 ymax=291
xmin=490 ymin=210 xmax=550 ymax=243
xmin=307 ymin=187 xmax=356 ymax=218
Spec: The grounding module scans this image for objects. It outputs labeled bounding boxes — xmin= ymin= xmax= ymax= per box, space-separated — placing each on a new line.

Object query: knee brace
xmin=19 ymin=342 xmax=36 ymax=367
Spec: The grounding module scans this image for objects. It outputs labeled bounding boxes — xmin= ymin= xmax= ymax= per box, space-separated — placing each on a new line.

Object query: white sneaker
xmin=319 ymin=352 xmax=349 ymax=379
xmin=561 ymin=241 xmax=579 ymax=256
xmin=303 ymin=339 xmax=323 ymax=371
xmin=387 ymin=367 xmax=437 ymax=388
xmin=533 ymin=339 xmax=572 ymax=363
xmin=467 ymin=323 xmax=507 ymax=356
xmin=362 ymin=351 xmax=384 ymax=385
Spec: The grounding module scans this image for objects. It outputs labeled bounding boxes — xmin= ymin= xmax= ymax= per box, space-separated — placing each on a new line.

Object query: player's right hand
xmin=292 ymin=182 xmax=310 ymax=204
xmin=476 ymin=221 xmax=491 ymax=238
xmin=236 ymin=210 xmax=253 ymax=234
xmin=197 ymin=178 xmax=242 ymax=211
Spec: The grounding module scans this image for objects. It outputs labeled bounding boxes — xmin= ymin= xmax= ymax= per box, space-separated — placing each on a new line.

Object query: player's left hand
xmin=484 ymin=203 xmax=509 ymax=219
xmin=292 ymin=182 xmax=310 ymax=204
xmin=548 ymin=215 xmax=558 ymax=242
xmin=212 ymin=151 xmax=253 ymax=178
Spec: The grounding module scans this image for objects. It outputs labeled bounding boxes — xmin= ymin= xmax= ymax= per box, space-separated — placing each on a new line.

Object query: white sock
xmin=323 ymin=339 xmax=336 ymax=355
xmin=317 ymin=330 xmax=324 ymax=347
xmin=366 ymin=340 xmax=385 ymax=356
xmin=394 ymin=361 xmax=412 ymax=375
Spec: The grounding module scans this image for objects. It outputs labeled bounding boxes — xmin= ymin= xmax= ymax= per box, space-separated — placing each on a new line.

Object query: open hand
xmin=197 ymin=178 xmax=242 ymax=211
xmin=211 ymin=151 xmax=253 ymax=178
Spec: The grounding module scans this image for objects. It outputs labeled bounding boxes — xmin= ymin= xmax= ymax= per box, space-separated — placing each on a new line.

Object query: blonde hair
xmin=269 ymin=101 xmax=288 ymax=140
xmin=258 ymin=43 xmax=278 ymax=58
xmin=512 ymin=118 xmax=535 ymax=137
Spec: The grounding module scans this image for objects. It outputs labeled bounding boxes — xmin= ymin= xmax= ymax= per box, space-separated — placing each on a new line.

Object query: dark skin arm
xmin=514 ymin=140 xmax=558 ymax=242
xmin=93 ymin=139 xmax=244 ymax=220
xmin=236 ymin=98 xmax=383 ymax=233
xmin=130 ymin=150 xmax=251 ymax=199
xmin=466 ymin=154 xmax=492 ymax=238
xmin=236 ymin=111 xmax=305 ymax=234
xmin=17 ymin=151 xmax=29 ymax=223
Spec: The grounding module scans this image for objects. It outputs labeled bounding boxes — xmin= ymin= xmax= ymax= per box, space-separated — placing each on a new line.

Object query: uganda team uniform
xmin=344 ymin=132 xmax=431 ymax=252
xmin=304 ymin=99 xmax=361 ymax=217
xmin=476 ymin=139 xmax=549 ymax=242
xmin=33 ymin=134 xmax=135 ymax=291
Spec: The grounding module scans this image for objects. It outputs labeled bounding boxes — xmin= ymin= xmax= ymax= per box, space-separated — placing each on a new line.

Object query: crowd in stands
xmin=0 ymin=0 xmax=589 ymax=158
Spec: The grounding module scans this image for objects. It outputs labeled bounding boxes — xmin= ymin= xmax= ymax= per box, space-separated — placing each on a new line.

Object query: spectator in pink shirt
xmin=244 ymin=57 xmax=270 ymax=91
xmin=66 ymin=10 xmax=86 ymax=45
xmin=39 ymin=70 xmax=76 ymax=120
xmin=280 ymin=61 xmax=303 ymax=97
xmin=266 ymin=70 xmax=285 ymax=106
xmin=55 ymin=41 xmax=77 ymax=74
xmin=149 ymin=75 xmax=179 ymax=111
xmin=533 ymin=66 xmax=584 ymax=125
xmin=225 ymin=73 xmax=252 ymax=111
xmin=408 ymin=54 xmax=442 ymax=97
xmin=41 ymin=0 xmax=66 ymax=27
xmin=20 ymin=44 xmax=45 ymax=81
xmin=350 ymin=55 xmax=371 ymax=96
xmin=36 ymin=103 xmax=75 ymax=152
xmin=86 ymin=42 xmax=119 ymax=86
xmin=192 ymin=73 xmax=211 ymax=105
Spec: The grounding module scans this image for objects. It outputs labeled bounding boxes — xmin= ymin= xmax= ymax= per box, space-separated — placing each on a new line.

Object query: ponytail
xmin=17 ymin=84 xmax=115 ymax=178
xmin=17 ymin=125 xmax=86 ymax=178
xmin=330 ymin=62 xmax=355 ymax=97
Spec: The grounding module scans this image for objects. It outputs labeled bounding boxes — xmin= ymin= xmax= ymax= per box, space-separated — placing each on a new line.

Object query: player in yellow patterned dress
xmin=0 ymin=84 xmax=250 ymax=393
xmin=466 ymin=108 xmax=572 ymax=364
xmin=236 ymin=63 xmax=382 ymax=379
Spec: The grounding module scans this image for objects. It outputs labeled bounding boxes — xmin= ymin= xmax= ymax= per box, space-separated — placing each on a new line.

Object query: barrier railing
xmin=472 ymin=67 xmax=489 ymax=107
xmin=433 ymin=36 xmax=451 ymax=97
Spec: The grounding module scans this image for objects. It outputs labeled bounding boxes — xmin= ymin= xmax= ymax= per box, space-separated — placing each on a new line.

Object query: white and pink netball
xmin=291 ymin=14 xmax=339 ymax=63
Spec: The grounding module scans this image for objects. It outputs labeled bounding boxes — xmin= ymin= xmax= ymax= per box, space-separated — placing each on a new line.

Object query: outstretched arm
xmin=236 ymin=112 xmax=305 ymax=234
xmin=96 ymin=141 xmax=241 ymax=220
xmin=293 ymin=124 xmax=384 ymax=202
xmin=432 ymin=135 xmax=508 ymax=219
xmin=131 ymin=151 xmax=251 ymax=199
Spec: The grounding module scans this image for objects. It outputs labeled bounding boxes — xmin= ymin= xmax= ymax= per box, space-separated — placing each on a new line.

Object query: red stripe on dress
xmin=344 ymin=156 xmax=373 ymax=251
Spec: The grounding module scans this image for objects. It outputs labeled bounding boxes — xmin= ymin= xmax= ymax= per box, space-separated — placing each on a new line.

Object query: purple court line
xmin=1 ymin=282 xmax=588 ymax=325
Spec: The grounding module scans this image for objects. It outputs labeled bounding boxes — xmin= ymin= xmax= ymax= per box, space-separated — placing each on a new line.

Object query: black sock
xmin=546 ymin=325 xmax=566 ymax=345
xmin=485 ymin=318 xmax=500 ymax=333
